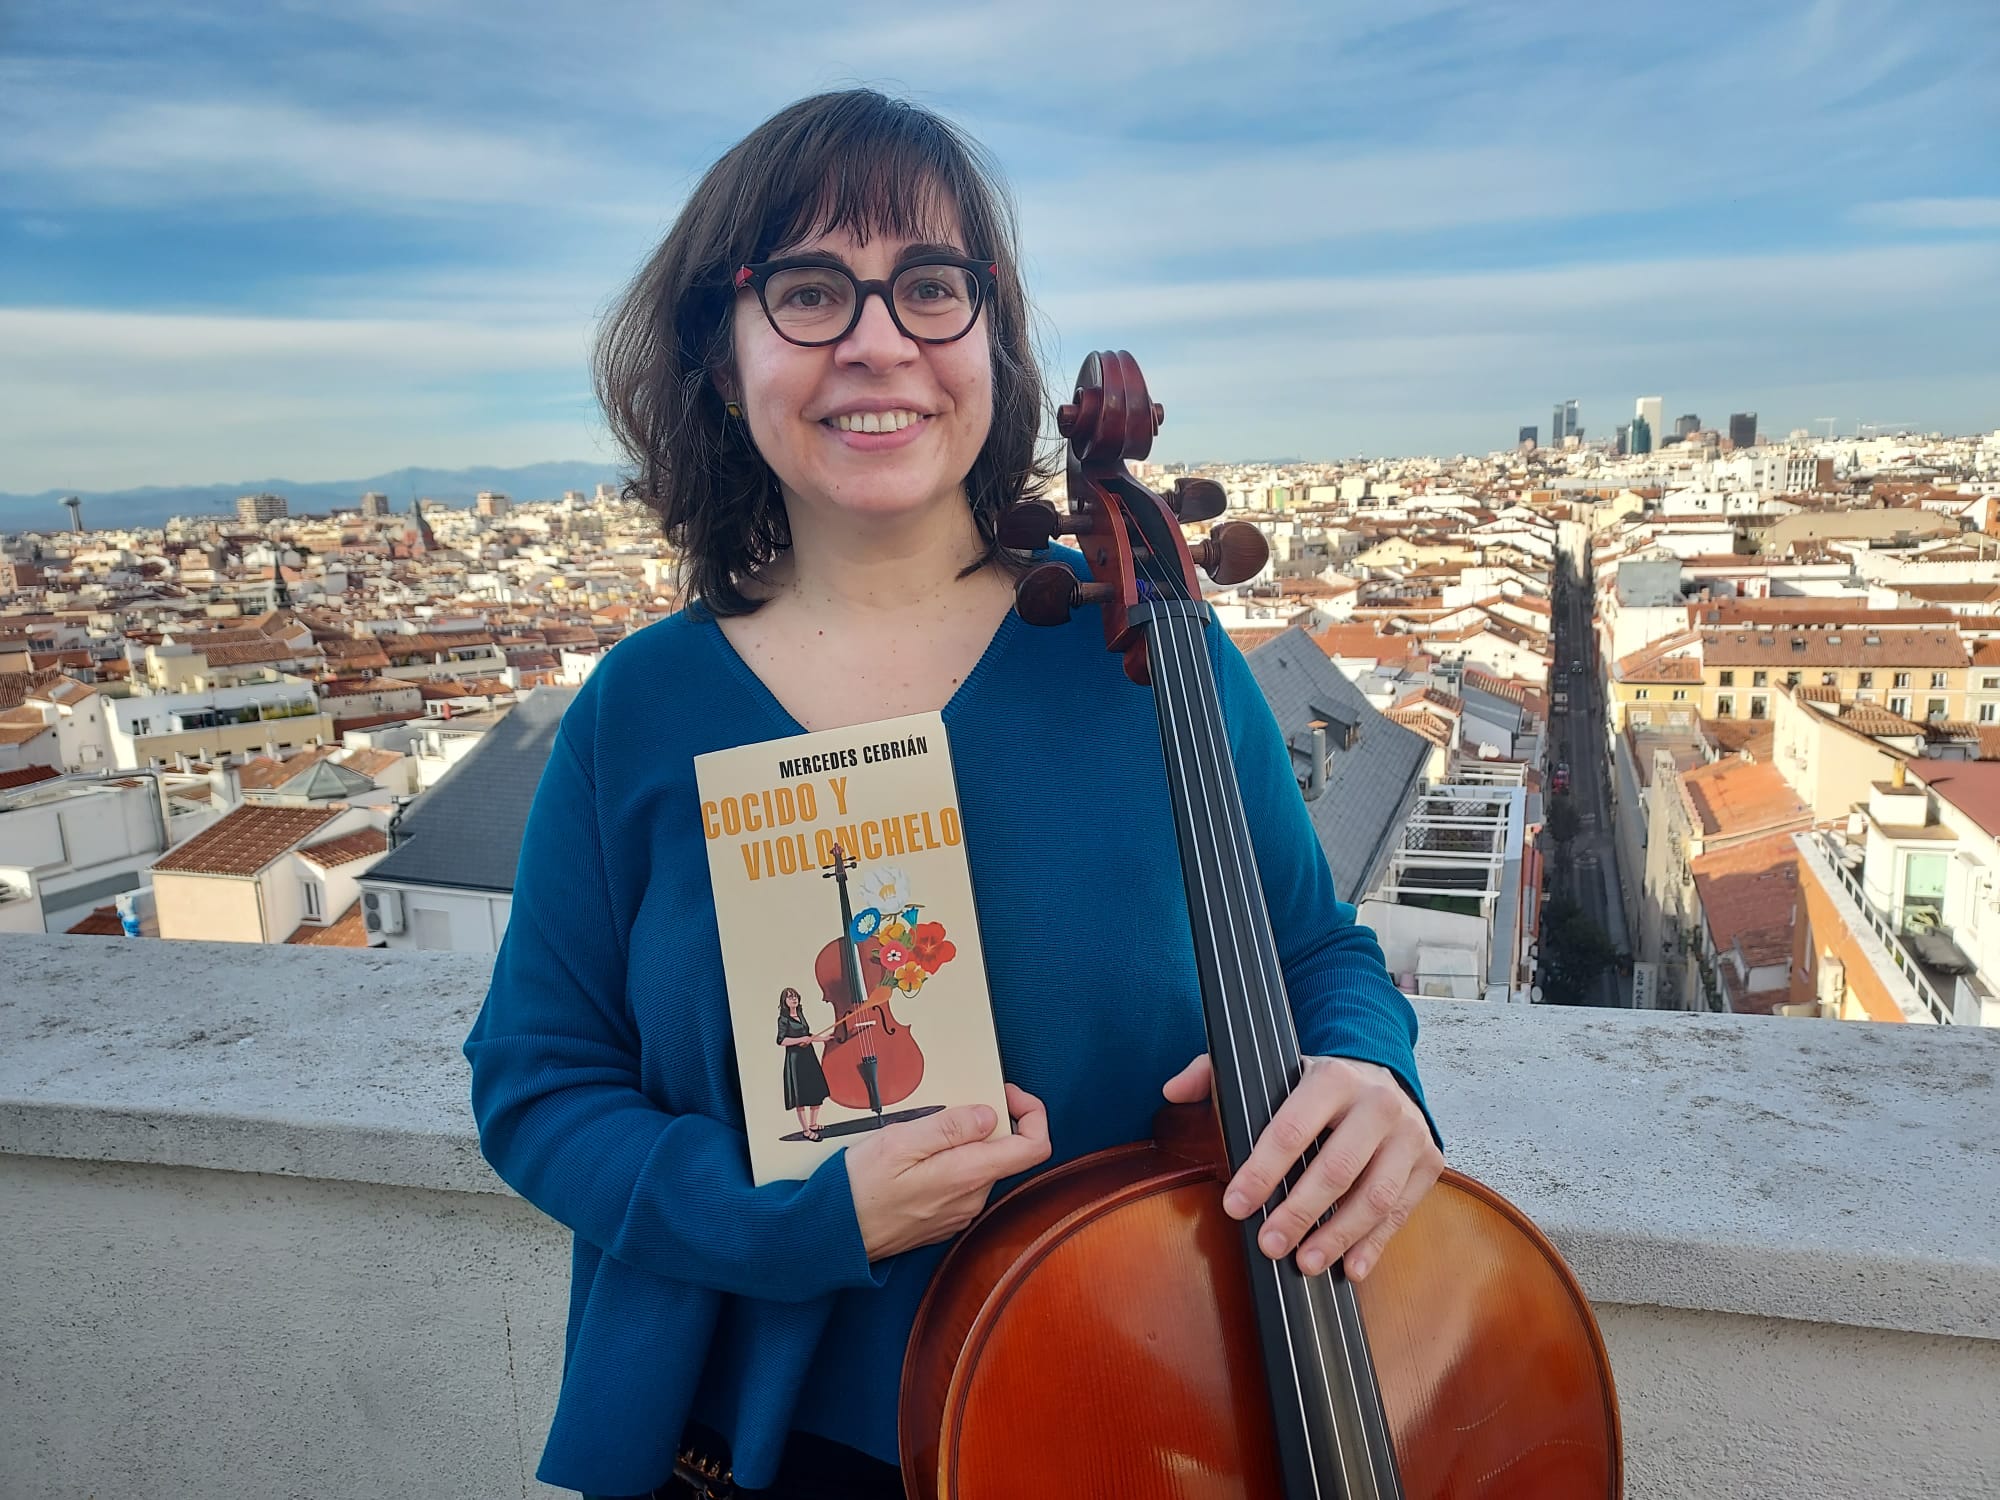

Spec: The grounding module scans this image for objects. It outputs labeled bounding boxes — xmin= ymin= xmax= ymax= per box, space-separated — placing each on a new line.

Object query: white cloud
xmin=5 ymin=97 xmax=607 ymax=215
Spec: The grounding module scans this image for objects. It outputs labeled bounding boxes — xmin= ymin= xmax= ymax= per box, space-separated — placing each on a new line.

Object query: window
xmin=1983 ymin=676 xmax=2000 ymax=690
xmin=1717 ymin=695 xmax=1735 ymax=717
xmin=1982 ymin=704 xmax=1997 ymax=724
xmin=1928 ymin=699 xmax=1947 ymax=721
xmin=1719 ymin=670 xmax=1735 ymax=687
xmin=1750 ymin=696 xmax=1768 ymax=720
xmin=1931 ymin=672 xmax=1948 ymax=689
xmin=1790 ymin=638 xmax=1806 ymax=652
xmin=302 ymin=880 xmax=324 ymax=921
xmin=1858 ymin=671 xmax=1874 ymax=688
xmin=1672 ymin=689 xmax=1688 ymax=701
xmin=1785 ymin=670 xmax=1802 ymax=687
xmin=1891 ymin=696 xmax=1911 ymax=717
xmin=1752 ymin=671 xmax=1768 ymax=688
xmin=1634 ymin=688 xmax=1650 ymax=700
xmin=1821 ymin=672 xmax=1838 ymax=686
xmin=1894 ymin=672 xmax=1910 ymax=688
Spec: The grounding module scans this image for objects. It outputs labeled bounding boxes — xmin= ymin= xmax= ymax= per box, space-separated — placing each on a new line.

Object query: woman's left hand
xmin=1163 ymin=1053 xmax=1443 ymax=1282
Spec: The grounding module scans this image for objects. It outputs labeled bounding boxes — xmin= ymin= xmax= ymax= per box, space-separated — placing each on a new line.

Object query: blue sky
xmin=4 ymin=0 xmax=1998 ymax=492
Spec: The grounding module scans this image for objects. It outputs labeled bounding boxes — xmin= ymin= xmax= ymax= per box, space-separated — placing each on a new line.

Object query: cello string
xmin=1125 ymin=508 xmax=1363 ymax=1495
xmin=1139 ymin=546 xmax=1387 ymax=1496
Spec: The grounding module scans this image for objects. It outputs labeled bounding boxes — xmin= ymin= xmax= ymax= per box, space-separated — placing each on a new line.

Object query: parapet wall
xmin=2 ymin=934 xmax=1995 ymax=1499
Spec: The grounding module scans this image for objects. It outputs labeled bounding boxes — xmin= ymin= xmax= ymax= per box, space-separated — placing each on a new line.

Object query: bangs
xmin=752 ymin=100 xmax=989 ymax=259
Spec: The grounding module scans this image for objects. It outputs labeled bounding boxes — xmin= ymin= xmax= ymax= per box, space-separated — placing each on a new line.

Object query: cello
xmin=816 ymin=843 xmax=926 ymax=1119
xmin=899 ymin=353 xmax=1622 ymax=1498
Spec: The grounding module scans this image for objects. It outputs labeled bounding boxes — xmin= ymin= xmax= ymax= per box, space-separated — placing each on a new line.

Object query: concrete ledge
xmin=2 ymin=931 xmax=1996 ymax=1343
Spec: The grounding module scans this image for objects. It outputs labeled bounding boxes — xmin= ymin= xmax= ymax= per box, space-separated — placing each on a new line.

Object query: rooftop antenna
xmin=61 ymin=495 xmax=83 ymax=533
xmin=1814 ymin=417 xmax=1838 ymax=440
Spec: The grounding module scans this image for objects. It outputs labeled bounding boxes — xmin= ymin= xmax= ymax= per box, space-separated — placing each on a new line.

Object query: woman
xmin=465 ymin=89 xmax=1444 ymax=1500
xmin=776 ymin=986 xmax=831 ymax=1141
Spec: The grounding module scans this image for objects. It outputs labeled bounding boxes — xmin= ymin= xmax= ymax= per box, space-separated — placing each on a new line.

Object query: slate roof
xmin=364 ymin=686 xmax=577 ymax=894
xmin=1242 ymin=629 xmax=1429 ymax=901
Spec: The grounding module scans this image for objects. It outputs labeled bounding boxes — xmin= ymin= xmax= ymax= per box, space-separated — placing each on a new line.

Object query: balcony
xmin=2 ymin=932 xmax=1995 ymax=1498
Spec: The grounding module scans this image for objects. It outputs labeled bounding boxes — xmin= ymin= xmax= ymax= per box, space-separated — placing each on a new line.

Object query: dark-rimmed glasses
xmin=732 ymin=254 xmax=998 ymax=347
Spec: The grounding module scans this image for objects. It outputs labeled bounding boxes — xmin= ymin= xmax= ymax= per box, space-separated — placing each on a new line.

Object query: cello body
xmin=899 ymin=351 xmax=1622 ymax=1498
xmin=813 ymin=933 xmax=925 ymax=1110
xmin=902 ymin=1104 xmax=1621 ymax=1499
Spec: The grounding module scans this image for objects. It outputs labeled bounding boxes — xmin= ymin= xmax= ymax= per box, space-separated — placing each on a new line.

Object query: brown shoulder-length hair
xmin=594 ymin=89 xmax=1055 ymax=617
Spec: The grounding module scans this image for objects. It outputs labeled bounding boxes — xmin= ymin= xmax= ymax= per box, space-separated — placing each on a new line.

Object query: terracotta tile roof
xmin=0 ymin=721 xmax=55 ymax=747
xmin=285 ymin=899 xmax=370 ymax=947
xmin=1705 ymin=718 xmax=1775 ymax=760
xmin=1461 ymin=667 xmax=1531 ymax=702
xmin=1704 ymin=629 xmax=1966 ymax=669
xmin=1837 ymin=704 xmax=1925 ymax=736
xmin=1387 ymin=707 xmax=1453 ymax=747
xmin=153 ymin=804 xmax=345 ymax=876
xmin=1691 ymin=832 xmax=1804 ymax=984
xmin=1622 ymin=654 xmax=1704 ymax=684
xmin=197 ymin=639 xmax=322 ymax=668
xmin=1979 ymin=727 xmax=2000 ymax=761
xmin=1679 ymin=758 xmax=1810 ymax=840
xmin=1795 ymin=684 xmax=1842 ymax=703
xmin=1691 ymin=601 xmax=1953 ymax=628
xmin=331 ymin=710 xmax=416 ymax=732
xmin=236 ymin=747 xmax=338 ymax=790
xmin=65 ymin=905 xmax=128 ymax=937
xmin=0 ymin=764 xmax=61 ymax=791
xmin=296 ymin=826 xmax=388 ymax=868
xmin=337 ymin=747 xmax=404 ymax=779
xmin=0 ymin=668 xmax=71 ymax=711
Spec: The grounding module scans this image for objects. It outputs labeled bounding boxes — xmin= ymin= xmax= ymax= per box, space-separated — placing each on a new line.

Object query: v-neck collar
xmin=701 ymin=602 xmax=1025 ymax=739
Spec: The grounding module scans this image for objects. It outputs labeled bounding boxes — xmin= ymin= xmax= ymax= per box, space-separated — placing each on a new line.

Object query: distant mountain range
xmin=0 ymin=462 xmax=626 ymax=533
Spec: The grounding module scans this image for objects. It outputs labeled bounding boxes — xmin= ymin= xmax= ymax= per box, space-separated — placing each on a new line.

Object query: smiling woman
xmin=467 ymin=87 xmax=1439 ymax=1500
xmin=592 ymin=90 xmax=1053 ymax=620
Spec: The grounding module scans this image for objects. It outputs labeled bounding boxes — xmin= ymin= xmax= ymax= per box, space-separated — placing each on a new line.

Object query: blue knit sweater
xmin=463 ymin=548 xmax=1433 ymax=1495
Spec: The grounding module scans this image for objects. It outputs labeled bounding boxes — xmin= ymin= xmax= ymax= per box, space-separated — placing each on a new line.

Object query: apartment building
xmin=150 ymin=802 xmax=388 ymax=944
xmin=1612 ymin=626 xmax=1970 ymax=730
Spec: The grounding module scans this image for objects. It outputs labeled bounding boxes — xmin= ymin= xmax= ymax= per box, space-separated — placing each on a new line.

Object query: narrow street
xmin=1550 ymin=552 xmax=1632 ymax=1007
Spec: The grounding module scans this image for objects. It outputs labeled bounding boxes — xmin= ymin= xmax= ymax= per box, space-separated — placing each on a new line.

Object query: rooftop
xmin=151 ymin=803 xmax=346 ymax=876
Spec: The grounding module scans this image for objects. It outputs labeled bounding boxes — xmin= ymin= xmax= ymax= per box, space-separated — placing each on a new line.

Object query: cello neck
xmin=1124 ymin=530 xmax=1404 ymax=1500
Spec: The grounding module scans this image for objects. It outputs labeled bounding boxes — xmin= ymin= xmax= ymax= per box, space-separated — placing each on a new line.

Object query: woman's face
xmin=728 ymin=212 xmax=994 ymax=535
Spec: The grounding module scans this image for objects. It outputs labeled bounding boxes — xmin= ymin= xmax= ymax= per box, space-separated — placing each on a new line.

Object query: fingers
xmin=1341 ymin=1151 xmax=1443 ymax=1281
xmin=1291 ymin=1131 xmax=1431 ymax=1275
xmin=1249 ymin=1095 xmax=1397 ymax=1261
xmin=890 ymin=1103 xmax=998 ymax=1164
xmin=1161 ymin=1052 xmax=1213 ymax=1104
xmin=1222 ymin=1060 xmax=1373 ymax=1221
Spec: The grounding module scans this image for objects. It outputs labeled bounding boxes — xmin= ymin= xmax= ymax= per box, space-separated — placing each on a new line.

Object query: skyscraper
xmin=1519 ymin=425 xmax=1538 ymax=449
xmin=1615 ymin=422 xmax=1632 ymax=456
xmin=1630 ymin=415 xmax=1653 ymax=455
xmin=1675 ymin=414 xmax=1700 ymax=439
xmin=1635 ymin=396 xmax=1664 ymax=450
xmin=1551 ymin=403 xmax=1567 ymax=446
xmin=236 ymin=492 xmax=288 ymax=524
xmin=1730 ymin=412 xmax=1758 ymax=449
xmin=360 ymin=492 xmax=391 ymax=518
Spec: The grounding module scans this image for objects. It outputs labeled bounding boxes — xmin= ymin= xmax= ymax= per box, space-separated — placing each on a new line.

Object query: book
xmin=694 ymin=710 xmax=1011 ymax=1185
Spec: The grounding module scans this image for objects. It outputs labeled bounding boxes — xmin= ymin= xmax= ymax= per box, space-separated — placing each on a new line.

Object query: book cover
xmin=694 ymin=710 xmax=1010 ymax=1185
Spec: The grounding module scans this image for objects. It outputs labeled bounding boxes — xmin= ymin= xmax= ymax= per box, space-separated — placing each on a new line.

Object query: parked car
xmin=1569 ymin=660 xmax=1584 ymax=676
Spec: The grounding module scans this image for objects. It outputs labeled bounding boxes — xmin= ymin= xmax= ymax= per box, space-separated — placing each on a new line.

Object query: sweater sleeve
xmin=1207 ymin=623 xmax=1442 ymax=1147
xmin=462 ymin=712 xmax=887 ymax=1302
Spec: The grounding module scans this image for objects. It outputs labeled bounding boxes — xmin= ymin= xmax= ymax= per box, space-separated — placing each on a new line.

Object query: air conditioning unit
xmin=362 ymin=887 xmax=405 ymax=936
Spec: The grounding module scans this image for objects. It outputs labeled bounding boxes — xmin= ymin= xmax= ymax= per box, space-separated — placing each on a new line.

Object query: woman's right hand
xmin=845 ymin=1083 xmax=1052 ymax=1262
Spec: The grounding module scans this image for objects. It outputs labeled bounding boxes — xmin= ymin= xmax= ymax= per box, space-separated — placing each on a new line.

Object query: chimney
xmin=1892 ymin=758 xmax=1907 ymax=789
xmin=1305 ymin=720 xmax=1328 ymax=801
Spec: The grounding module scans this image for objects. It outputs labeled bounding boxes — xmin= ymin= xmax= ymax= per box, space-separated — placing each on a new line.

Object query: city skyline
xmin=4 ymin=0 xmax=1998 ymax=492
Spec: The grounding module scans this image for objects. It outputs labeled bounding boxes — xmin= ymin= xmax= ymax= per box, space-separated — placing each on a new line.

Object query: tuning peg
xmin=1191 ymin=522 xmax=1267 ymax=586
xmin=1014 ymin=563 xmax=1116 ymax=627
xmin=1167 ymin=477 xmax=1225 ymax=523
xmin=998 ymin=499 xmax=1095 ymax=551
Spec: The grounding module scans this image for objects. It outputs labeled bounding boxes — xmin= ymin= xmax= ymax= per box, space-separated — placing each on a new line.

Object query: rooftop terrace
xmin=2 ymin=933 xmax=1996 ymax=1498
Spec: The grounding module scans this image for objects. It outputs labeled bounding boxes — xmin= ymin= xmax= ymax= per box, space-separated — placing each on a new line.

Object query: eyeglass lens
xmin=762 ymin=264 xmax=979 ymax=344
